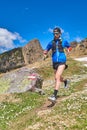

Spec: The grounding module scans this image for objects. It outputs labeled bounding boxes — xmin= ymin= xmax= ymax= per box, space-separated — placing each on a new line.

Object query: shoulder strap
xmin=52 ymin=40 xmax=56 ymax=53
xmin=52 ymin=39 xmax=64 ymax=53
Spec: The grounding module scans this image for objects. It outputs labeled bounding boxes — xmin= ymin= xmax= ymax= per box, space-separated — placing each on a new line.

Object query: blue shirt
xmin=45 ymin=38 xmax=70 ymax=63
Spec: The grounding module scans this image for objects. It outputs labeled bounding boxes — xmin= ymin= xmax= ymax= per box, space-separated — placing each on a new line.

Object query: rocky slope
xmin=0 ymin=39 xmax=43 ymax=73
xmin=0 ymin=56 xmax=87 ymax=130
xmin=0 ymin=37 xmax=87 ymax=73
xmin=70 ymin=38 xmax=87 ymax=57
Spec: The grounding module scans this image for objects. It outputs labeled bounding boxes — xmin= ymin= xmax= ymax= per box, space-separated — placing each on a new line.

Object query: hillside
xmin=0 ymin=39 xmax=43 ymax=73
xmin=0 ymin=37 xmax=87 ymax=73
xmin=70 ymin=38 xmax=87 ymax=57
xmin=0 ymin=39 xmax=87 ymax=130
xmin=0 ymin=54 xmax=87 ymax=130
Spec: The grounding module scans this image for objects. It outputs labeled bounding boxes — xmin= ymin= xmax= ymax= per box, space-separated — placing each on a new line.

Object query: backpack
xmin=52 ymin=39 xmax=64 ymax=53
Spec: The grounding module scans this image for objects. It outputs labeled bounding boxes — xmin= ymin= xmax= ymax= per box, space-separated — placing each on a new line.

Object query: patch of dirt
xmin=24 ymin=122 xmax=44 ymax=130
xmin=36 ymin=83 xmax=87 ymax=117
xmin=0 ymin=94 xmax=21 ymax=103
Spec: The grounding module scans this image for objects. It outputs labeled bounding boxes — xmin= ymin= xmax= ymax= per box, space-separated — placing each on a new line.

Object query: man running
xmin=43 ymin=27 xmax=72 ymax=102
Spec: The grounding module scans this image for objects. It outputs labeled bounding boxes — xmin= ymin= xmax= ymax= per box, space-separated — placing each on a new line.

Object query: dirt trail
xmin=36 ymin=89 xmax=87 ymax=121
xmin=36 ymin=73 xmax=87 ymax=116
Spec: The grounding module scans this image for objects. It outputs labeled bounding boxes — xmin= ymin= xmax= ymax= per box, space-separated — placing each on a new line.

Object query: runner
xmin=43 ymin=27 xmax=72 ymax=103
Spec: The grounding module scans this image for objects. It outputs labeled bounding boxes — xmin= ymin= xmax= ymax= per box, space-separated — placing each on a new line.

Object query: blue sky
xmin=0 ymin=0 xmax=87 ymax=53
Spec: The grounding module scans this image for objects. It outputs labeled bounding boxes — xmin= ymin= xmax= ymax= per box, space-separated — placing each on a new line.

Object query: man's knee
xmin=55 ymin=74 xmax=61 ymax=81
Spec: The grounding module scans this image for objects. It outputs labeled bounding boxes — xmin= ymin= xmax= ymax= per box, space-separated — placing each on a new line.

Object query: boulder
xmin=0 ymin=39 xmax=43 ymax=73
xmin=0 ymin=67 xmax=44 ymax=95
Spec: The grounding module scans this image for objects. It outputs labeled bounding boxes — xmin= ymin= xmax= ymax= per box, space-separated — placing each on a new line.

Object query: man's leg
xmin=55 ymin=64 xmax=65 ymax=90
xmin=48 ymin=64 xmax=65 ymax=102
xmin=60 ymin=75 xmax=69 ymax=88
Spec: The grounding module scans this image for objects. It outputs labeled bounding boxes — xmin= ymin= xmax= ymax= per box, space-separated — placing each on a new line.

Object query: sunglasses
xmin=53 ymin=32 xmax=60 ymax=35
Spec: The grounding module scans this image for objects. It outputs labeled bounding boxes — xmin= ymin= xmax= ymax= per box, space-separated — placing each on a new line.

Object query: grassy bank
xmin=0 ymin=58 xmax=87 ymax=130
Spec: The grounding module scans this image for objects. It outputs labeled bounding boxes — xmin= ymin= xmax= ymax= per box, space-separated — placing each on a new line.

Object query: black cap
xmin=53 ymin=27 xmax=61 ymax=34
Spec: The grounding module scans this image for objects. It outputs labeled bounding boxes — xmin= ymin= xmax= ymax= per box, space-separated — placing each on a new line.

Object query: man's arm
xmin=67 ymin=46 xmax=72 ymax=52
xmin=43 ymin=41 xmax=52 ymax=60
xmin=43 ymin=50 xmax=48 ymax=60
xmin=64 ymin=40 xmax=72 ymax=53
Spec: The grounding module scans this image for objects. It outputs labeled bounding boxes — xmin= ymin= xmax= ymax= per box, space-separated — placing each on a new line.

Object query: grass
xmin=0 ymin=57 xmax=87 ymax=130
xmin=53 ymin=94 xmax=87 ymax=130
xmin=35 ymin=58 xmax=87 ymax=79
xmin=0 ymin=78 xmax=10 ymax=94
xmin=63 ymin=58 xmax=87 ymax=76
xmin=0 ymin=92 xmax=45 ymax=130
xmin=35 ymin=65 xmax=54 ymax=79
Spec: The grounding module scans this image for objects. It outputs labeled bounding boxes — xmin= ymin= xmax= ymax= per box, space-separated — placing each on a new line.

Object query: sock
xmin=53 ymin=90 xmax=58 ymax=98
xmin=64 ymin=79 xmax=67 ymax=86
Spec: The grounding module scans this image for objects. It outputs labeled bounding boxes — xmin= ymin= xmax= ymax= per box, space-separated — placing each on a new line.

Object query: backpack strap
xmin=52 ymin=39 xmax=64 ymax=53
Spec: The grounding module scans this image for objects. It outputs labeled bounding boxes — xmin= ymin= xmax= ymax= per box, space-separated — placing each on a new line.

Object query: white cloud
xmin=60 ymin=28 xmax=64 ymax=33
xmin=43 ymin=27 xmax=53 ymax=34
xmin=0 ymin=28 xmax=26 ymax=53
xmin=75 ymin=36 xmax=82 ymax=42
xmin=14 ymin=32 xmax=26 ymax=43
xmin=63 ymin=32 xmax=70 ymax=41
xmin=48 ymin=28 xmax=53 ymax=33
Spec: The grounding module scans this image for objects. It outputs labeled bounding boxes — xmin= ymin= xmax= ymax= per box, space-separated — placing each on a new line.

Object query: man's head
xmin=53 ymin=27 xmax=61 ymax=39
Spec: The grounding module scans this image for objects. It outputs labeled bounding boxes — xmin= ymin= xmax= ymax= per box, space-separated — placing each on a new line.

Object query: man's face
xmin=53 ymin=32 xmax=61 ymax=39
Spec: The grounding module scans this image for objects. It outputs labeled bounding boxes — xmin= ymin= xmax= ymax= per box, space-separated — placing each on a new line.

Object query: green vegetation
xmin=35 ymin=65 xmax=54 ymax=79
xmin=64 ymin=58 xmax=87 ymax=76
xmin=0 ymin=78 xmax=10 ymax=93
xmin=0 ymin=58 xmax=87 ymax=130
xmin=36 ymin=58 xmax=87 ymax=79
xmin=0 ymin=92 xmax=44 ymax=130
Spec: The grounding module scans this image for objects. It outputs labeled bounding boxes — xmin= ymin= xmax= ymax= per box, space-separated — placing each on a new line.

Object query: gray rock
xmin=0 ymin=67 xmax=44 ymax=94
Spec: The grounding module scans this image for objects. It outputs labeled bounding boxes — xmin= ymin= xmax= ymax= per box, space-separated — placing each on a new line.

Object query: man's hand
xmin=43 ymin=50 xmax=48 ymax=60
xmin=67 ymin=47 xmax=72 ymax=54
xmin=67 ymin=47 xmax=72 ymax=52
xmin=43 ymin=50 xmax=48 ymax=54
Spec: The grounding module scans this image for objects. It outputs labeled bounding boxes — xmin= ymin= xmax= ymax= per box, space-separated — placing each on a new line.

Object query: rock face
xmin=0 ymin=48 xmax=25 ymax=73
xmin=0 ymin=67 xmax=44 ymax=94
xmin=22 ymin=39 xmax=43 ymax=64
xmin=70 ymin=38 xmax=87 ymax=57
xmin=0 ymin=39 xmax=43 ymax=73
xmin=1 ymin=37 xmax=87 ymax=73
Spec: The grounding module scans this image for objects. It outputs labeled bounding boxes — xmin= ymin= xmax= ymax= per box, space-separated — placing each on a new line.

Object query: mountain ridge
xmin=0 ymin=37 xmax=87 ymax=73
xmin=0 ymin=39 xmax=43 ymax=73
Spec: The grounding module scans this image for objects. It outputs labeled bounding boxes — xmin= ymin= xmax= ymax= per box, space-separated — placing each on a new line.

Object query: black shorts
xmin=53 ymin=62 xmax=68 ymax=70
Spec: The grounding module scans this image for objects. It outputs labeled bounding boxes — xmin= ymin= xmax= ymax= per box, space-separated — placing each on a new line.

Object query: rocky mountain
xmin=22 ymin=39 xmax=43 ymax=64
xmin=70 ymin=38 xmax=87 ymax=57
xmin=0 ymin=37 xmax=87 ymax=73
xmin=0 ymin=39 xmax=43 ymax=73
xmin=0 ymin=38 xmax=87 ymax=130
xmin=0 ymin=49 xmax=87 ymax=130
